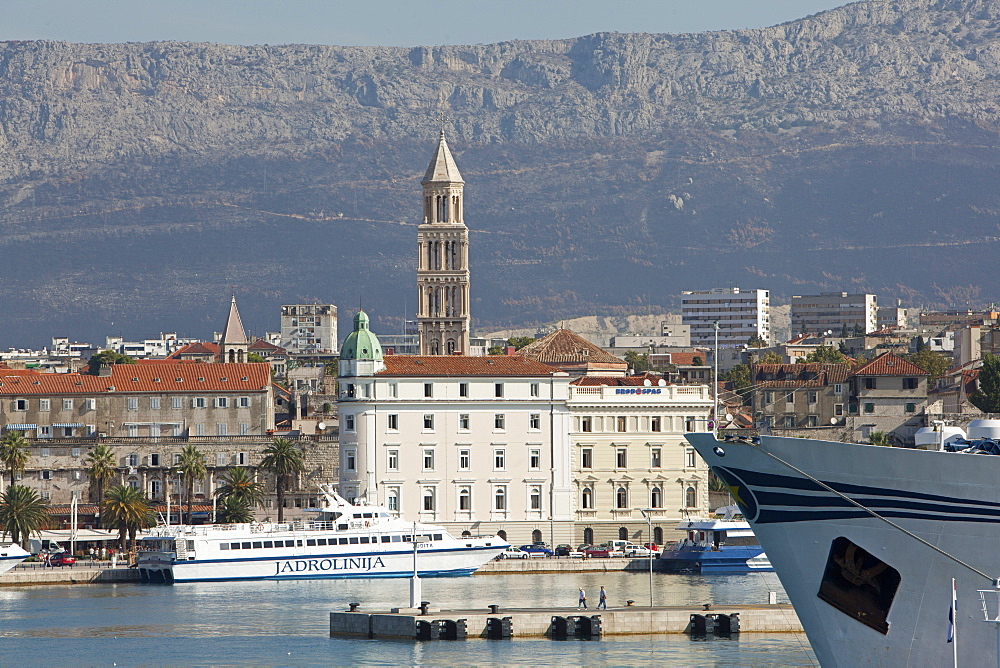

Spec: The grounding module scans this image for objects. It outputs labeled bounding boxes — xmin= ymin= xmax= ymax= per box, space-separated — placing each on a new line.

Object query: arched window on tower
xmin=437 ymin=195 xmax=447 ymax=222
xmin=430 ymin=340 xmax=440 ymax=355
xmin=451 ymin=241 xmax=458 ymax=269
xmin=446 ymin=339 xmax=456 ymax=355
xmin=228 ymin=349 xmax=235 ymax=363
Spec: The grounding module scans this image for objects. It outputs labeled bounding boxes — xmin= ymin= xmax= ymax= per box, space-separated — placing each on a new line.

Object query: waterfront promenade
xmin=1 ymin=562 xmax=139 ymax=586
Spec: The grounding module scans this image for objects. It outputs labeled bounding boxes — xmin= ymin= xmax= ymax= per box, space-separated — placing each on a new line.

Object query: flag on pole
xmin=948 ymin=578 xmax=957 ymax=643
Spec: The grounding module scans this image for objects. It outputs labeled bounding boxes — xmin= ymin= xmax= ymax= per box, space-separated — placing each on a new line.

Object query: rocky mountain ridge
xmin=0 ymin=0 xmax=999 ymax=345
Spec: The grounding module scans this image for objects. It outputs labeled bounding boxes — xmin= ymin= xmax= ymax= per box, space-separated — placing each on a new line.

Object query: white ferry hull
xmin=687 ymin=433 xmax=1000 ymax=668
xmin=0 ymin=543 xmax=29 ymax=576
xmin=144 ymin=544 xmax=502 ymax=583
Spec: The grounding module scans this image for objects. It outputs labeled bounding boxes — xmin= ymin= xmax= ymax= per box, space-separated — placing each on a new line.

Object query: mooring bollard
xmin=703 ymin=603 xmax=712 ymax=611
xmin=626 ymin=600 xmax=635 ymax=606
xmin=348 ymin=602 xmax=360 ymax=612
xmin=488 ymin=604 xmax=500 ymax=614
xmin=420 ymin=601 xmax=431 ymax=615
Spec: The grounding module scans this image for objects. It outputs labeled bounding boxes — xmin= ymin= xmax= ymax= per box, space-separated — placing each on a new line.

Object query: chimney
xmin=97 ymin=363 xmax=112 ymax=377
xmin=505 ymin=346 xmax=516 ymax=356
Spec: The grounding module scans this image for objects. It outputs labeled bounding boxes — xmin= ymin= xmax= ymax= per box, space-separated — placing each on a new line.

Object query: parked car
xmin=555 ymin=544 xmax=585 ymax=558
xmin=48 ymin=553 xmax=76 ymax=568
xmin=499 ymin=546 xmax=528 ymax=560
xmin=643 ymin=543 xmax=659 ymax=553
xmin=518 ymin=544 xmax=553 ymax=557
xmin=583 ymin=546 xmax=611 ymax=558
xmin=625 ymin=544 xmax=656 ymax=557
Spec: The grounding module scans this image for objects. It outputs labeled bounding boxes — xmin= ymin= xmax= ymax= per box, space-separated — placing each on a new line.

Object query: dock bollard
xmin=488 ymin=604 xmax=500 ymax=614
xmin=703 ymin=603 xmax=712 ymax=611
xmin=348 ymin=602 xmax=360 ymax=612
xmin=420 ymin=601 xmax=431 ymax=615
xmin=626 ymin=600 xmax=634 ymax=606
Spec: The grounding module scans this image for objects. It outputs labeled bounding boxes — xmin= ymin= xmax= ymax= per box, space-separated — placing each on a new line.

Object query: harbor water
xmin=0 ymin=570 xmax=817 ymax=666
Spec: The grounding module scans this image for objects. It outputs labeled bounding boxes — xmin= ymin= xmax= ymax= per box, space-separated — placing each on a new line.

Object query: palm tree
xmin=103 ymin=484 xmax=154 ymax=552
xmin=215 ymin=467 xmax=265 ymax=510
xmin=0 ymin=431 xmax=30 ymax=488
xmin=84 ymin=443 xmax=117 ymax=512
xmin=175 ymin=445 xmax=206 ymax=525
xmin=260 ymin=438 xmax=305 ymax=523
xmin=0 ymin=485 xmax=49 ymax=545
xmin=217 ymin=495 xmax=254 ymax=524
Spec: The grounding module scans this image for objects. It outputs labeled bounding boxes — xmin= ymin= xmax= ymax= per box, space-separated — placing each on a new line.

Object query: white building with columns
xmin=338 ymin=311 xmax=575 ymax=546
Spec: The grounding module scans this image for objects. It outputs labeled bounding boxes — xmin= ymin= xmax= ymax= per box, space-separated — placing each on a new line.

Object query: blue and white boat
xmin=0 ymin=541 xmax=29 ymax=576
xmin=658 ymin=505 xmax=773 ymax=573
xmin=136 ymin=485 xmax=507 ymax=583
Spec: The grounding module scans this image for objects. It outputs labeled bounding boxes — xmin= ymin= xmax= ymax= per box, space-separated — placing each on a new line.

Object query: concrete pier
xmin=330 ymin=604 xmax=802 ymax=639
xmin=1 ymin=564 xmax=140 ymax=586
xmin=476 ymin=557 xmax=658 ymax=574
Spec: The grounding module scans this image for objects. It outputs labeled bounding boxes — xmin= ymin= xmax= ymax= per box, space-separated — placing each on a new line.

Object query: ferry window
xmin=252 ymin=542 xmax=262 ymax=549
xmin=263 ymin=541 xmax=273 ymax=548
xmin=381 ymin=536 xmax=391 ymax=543
xmin=296 ymin=541 xmax=302 ymax=547
xmin=306 ymin=539 xmax=316 ymax=546
xmin=392 ymin=535 xmax=402 ymax=542
xmin=818 ymin=536 xmax=900 ymax=635
xmin=363 ymin=513 xmax=373 ymax=518
xmin=434 ymin=534 xmax=442 ymax=541
xmin=316 ymin=539 xmax=326 ymax=546
xmin=231 ymin=543 xmax=240 ymax=550
xmin=339 ymin=538 xmax=348 ymax=545
xmin=349 ymin=537 xmax=359 ymax=544
xmin=241 ymin=542 xmax=251 ymax=549
xmin=285 ymin=540 xmax=295 ymax=547
xmin=360 ymin=537 xmax=369 ymax=544
xmin=220 ymin=544 xmax=230 ymax=550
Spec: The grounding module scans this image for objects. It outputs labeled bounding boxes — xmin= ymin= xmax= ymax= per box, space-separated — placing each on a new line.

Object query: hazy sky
xmin=4 ymin=1 xmax=851 ymax=46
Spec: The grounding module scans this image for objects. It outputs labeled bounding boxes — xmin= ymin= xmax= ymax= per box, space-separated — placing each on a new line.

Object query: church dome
xmin=340 ymin=310 xmax=383 ymax=361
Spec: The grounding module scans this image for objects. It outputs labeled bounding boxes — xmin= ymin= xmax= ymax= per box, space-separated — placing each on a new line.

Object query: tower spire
xmin=219 ymin=295 xmax=249 ymax=363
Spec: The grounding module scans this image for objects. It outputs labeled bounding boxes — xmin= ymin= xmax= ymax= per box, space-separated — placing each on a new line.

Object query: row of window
xmin=218 ymin=533 xmax=445 ymax=551
xmin=345 ymin=447 xmax=545 ymax=473
xmin=344 ymin=381 xmax=543 ymax=400
xmin=384 ymin=485 xmax=543 ymax=514
xmin=577 ymin=415 xmax=699 ymax=433
xmin=578 ymin=446 xmax=697 ymax=470
xmin=343 ymin=413 xmax=543 ymax=433
xmin=6 ymin=397 xmax=253 ymax=412
xmin=578 ymin=485 xmax=691 ymax=510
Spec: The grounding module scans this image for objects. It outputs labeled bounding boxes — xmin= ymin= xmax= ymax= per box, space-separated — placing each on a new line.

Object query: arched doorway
xmin=531 ymin=529 xmax=543 ymax=544
xmin=618 ymin=526 xmax=628 ymax=541
xmin=583 ymin=527 xmax=594 ymax=545
xmin=497 ymin=529 xmax=507 ymax=541
xmin=654 ymin=526 xmax=664 ymax=544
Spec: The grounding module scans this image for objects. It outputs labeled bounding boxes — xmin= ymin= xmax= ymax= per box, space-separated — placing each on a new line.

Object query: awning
xmin=37 ymin=529 xmax=119 ymax=543
xmin=4 ymin=424 xmax=37 ymax=430
xmin=52 ymin=423 xmax=83 ymax=428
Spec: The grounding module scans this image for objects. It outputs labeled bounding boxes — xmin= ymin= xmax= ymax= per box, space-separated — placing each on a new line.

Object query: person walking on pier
xmin=597 ymin=586 xmax=607 ymax=609
xmin=578 ymin=587 xmax=588 ymax=609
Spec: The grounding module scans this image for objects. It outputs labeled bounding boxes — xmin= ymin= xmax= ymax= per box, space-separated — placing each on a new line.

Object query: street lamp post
xmin=639 ymin=508 xmax=654 ymax=607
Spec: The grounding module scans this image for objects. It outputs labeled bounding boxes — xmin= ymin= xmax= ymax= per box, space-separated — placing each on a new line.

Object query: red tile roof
xmin=754 ymin=363 xmax=852 ymax=387
xmin=519 ymin=329 xmax=625 ymax=366
xmin=669 ymin=352 xmax=705 ymax=366
xmin=853 ymin=352 xmax=929 ymax=376
xmin=0 ymin=363 xmax=271 ymax=395
xmin=380 ymin=355 xmax=556 ymax=377
xmin=168 ymin=342 xmax=220 ymax=358
xmin=571 ymin=373 xmax=668 ymax=387
xmin=249 ymin=339 xmax=286 ymax=354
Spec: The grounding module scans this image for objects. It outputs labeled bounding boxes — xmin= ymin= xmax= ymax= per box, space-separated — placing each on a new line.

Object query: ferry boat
xmin=659 ymin=505 xmax=773 ymax=573
xmin=686 ymin=422 xmax=1000 ymax=668
xmin=0 ymin=542 xmax=29 ymax=575
xmin=136 ymin=485 xmax=507 ymax=583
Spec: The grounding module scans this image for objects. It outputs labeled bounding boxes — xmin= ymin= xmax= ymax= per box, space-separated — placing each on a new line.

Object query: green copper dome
xmin=340 ymin=310 xmax=383 ymax=361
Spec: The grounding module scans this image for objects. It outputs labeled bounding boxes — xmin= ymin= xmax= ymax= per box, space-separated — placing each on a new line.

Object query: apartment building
xmin=681 ymin=287 xmax=770 ymax=348
xmin=790 ymin=292 xmax=878 ymax=336
xmin=280 ymin=304 xmax=338 ymax=355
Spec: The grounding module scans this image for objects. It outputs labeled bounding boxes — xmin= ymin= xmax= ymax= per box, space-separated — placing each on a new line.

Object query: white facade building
xmin=280 ymin=304 xmax=338 ymax=355
xmin=681 ymin=287 xmax=771 ymax=348
xmin=790 ymin=292 xmax=878 ymax=336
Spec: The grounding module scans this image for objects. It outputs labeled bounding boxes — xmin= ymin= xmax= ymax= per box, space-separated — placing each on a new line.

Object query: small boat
xmin=658 ymin=505 xmax=772 ymax=573
xmin=686 ymin=421 xmax=1000 ymax=667
xmin=136 ymin=484 xmax=507 ymax=583
xmin=0 ymin=542 xmax=29 ymax=575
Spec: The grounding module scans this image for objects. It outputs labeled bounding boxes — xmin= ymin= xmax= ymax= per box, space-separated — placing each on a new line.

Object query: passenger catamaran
xmin=136 ymin=485 xmax=507 ymax=583
xmin=686 ymin=425 xmax=1000 ymax=668
xmin=0 ymin=541 xmax=29 ymax=576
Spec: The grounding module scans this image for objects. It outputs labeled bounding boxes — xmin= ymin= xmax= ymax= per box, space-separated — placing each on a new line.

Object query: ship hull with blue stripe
xmin=0 ymin=542 xmax=29 ymax=576
xmin=686 ymin=432 xmax=1000 ymax=668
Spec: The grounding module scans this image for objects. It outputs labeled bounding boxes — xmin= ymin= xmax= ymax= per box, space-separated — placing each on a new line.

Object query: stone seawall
xmin=476 ymin=557 xmax=657 ymax=574
xmin=1 ymin=565 xmax=141 ymax=586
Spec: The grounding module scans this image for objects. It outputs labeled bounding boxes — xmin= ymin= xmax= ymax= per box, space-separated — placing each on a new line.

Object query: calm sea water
xmin=0 ymin=570 xmax=817 ymax=666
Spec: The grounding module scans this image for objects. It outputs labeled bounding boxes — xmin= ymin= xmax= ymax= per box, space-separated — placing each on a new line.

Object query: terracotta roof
xmin=249 ymin=339 xmax=285 ymax=354
xmin=379 ymin=355 xmax=556 ymax=377
xmin=0 ymin=363 xmax=270 ymax=395
xmin=571 ymin=373 xmax=668 ymax=387
xmin=754 ymin=363 xmax=851 ymax=388
xmin=669 ymin=352 xmax=705 ymax=366
xmin=853 ymin=352 xmax=929 ymax=376
xmin=519 ymin=329 xmax=624 ymax=366
xmin=168 ymin=342 xmax=220 ymax=358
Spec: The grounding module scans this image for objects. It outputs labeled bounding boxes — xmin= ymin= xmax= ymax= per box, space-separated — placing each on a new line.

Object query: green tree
xmin=506 ymin=336 xmax=536 ymax=350
xmin=692 ymin=356 xmax=704 ymax=366
xmin=487 ymin=346 xmax=504 ymax=355
xmin=747 ymin=334 xmax=767 ymax=348
xmin=869 ymin=431 xmax=892 ymax=447
xmin=217 ymin=496 xmax=254 ymax=524
xmin=801 ymin=345 xmax=847 ymax=364
xmin=85 ymin=443 xmax=117 ymax=512
xmin=175 ymin=445 xmax=207 ymax=525
xmin=247 ymin=352 xmax=266 ymax=363
xmin=970 ymin=353 xmax=1000 ymax=414
xmin=87 ymin=349 xmax=136 ymax=373
xmin=906 ymin=349 xmax=951 ymax=384
xmin=215 ymin=467 xmax=265 ymax=511
xmin=623 ymin=351 xmax=651 ymax=372
xmin=0 ymin=485 xmax=49 ymax=545
xmin=723 ymin=364 xmax=752 ymax=404
xmin=260 ymin=438 xmax=305 ymax=523
xmin=751 ymin=351 xmax=783 ymax=365
xmin=102 ymin=484 xmax=154 ymax=551
xmin=0 ymin=431 xmax=30 ymax=487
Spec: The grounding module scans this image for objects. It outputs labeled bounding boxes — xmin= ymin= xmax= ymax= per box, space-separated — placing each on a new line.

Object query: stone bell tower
xmin=416 ymin=131 xmax=470 ymax=355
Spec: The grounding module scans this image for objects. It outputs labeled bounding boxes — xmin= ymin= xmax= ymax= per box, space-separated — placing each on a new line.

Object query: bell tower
xmin=417 ymin=131 xmax=470 ymax=355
